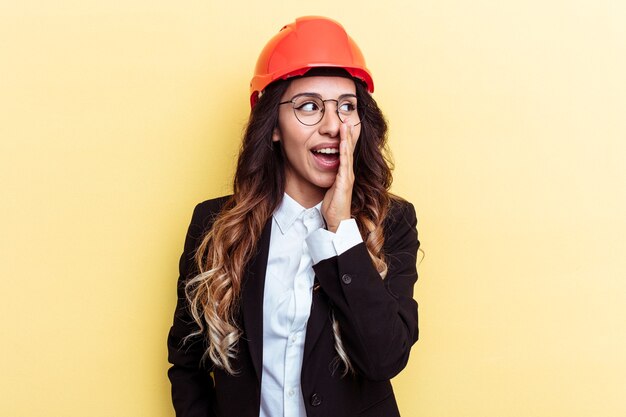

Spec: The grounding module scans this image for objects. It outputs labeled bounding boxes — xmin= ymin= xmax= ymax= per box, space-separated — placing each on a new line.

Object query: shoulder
xmin=382 ymin=195 xmax=419 ymax=249
xmin=192 ymin=195 xmax=232 ymax=221
xmin=185 ymin=195 xmax=233 ymax=243
xmin=385 ymin=196 xmax=417 ymax=230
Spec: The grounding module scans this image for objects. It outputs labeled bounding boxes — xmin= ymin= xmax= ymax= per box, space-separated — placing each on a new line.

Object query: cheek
xmin=354 ymin=126 xmax=362 ymax=145
xmin=281 ymin=123 xmax=316 ymax=147
xmin=278 ymin=129 xmax=311 ymax=162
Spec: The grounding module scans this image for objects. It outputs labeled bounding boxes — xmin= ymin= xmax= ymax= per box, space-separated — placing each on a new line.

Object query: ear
xmin=272 ymin=126 xmax=281 ymax=142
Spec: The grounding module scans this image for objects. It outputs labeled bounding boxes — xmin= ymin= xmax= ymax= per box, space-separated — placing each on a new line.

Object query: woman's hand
xmin=322 ymin=123 xmax=356 ymax=233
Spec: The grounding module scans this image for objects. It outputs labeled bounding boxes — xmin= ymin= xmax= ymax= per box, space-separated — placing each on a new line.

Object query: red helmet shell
xmin=250 ymin=16 xmax=374 ymax=107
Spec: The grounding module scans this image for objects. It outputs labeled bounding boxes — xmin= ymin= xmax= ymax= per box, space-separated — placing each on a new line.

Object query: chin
xmin=312 ymin=175 xmax=337 ymax=190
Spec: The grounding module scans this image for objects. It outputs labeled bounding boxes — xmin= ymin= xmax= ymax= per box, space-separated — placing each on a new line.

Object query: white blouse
xmin=259 ymin=193 xmax=362 ymax=417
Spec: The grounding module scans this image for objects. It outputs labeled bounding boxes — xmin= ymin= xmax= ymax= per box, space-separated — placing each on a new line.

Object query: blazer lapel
xmin=241 ymin=219 xmax=272 ymax=382
xmin=303 ymin=279 xmax=331 ymax=362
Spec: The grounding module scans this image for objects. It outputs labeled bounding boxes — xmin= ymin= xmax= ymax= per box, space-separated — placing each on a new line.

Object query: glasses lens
xmin=292 ymin=95 xmax=324 ymax=126
xmin=290 ymin=95 xmax=361 ymax=126
xmin=337 ymin=98 xmax=359 ymax=125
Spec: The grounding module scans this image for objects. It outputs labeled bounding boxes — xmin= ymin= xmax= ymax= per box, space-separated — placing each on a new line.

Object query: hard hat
xmin=250 ymin=16 xmax=374 ymax=107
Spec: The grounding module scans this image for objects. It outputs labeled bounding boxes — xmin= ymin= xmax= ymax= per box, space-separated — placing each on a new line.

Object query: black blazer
xmin=167 ymin=196 xmax=420 ymax=417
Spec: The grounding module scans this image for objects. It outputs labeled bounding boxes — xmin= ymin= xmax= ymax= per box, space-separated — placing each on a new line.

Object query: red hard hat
xmin=250 ymin=16 xmax=374 ymax=107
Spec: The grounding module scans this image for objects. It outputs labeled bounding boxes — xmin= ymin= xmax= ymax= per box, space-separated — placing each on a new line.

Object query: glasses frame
xmin=278 ymin=93 xmax=362 ymax=126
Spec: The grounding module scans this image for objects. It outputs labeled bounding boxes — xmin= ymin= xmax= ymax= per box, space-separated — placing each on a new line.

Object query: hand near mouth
xmin=322 ymin=123 xmax=356 ymax=233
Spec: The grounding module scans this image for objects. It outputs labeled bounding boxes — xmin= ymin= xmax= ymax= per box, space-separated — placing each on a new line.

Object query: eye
xmin=295 ymin=100 xmax=321 ymax=113
xmin=338 ymin=100 xmax=357 ymax=113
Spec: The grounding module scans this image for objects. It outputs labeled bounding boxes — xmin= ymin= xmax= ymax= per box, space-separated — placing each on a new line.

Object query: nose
xmin=318 ymin=101 xmax=342 ymax=137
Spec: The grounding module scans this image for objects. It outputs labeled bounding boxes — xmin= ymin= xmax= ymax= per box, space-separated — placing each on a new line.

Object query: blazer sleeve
xmin=312 ymin=199 xmax=420 ymax=381
xmin=167 ymin=200 xmax=225 ymax=417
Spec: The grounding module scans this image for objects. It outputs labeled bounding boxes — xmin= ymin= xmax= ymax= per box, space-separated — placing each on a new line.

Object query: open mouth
xmin=311 ymin=147 xmax=340 ymax=168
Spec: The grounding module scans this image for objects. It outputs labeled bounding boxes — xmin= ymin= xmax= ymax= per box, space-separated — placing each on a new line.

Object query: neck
xmin=284 ymin=184 xmax=324 ymax=209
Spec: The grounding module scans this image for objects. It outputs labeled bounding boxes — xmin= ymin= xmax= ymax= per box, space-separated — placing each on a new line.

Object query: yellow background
xmin=1 ymin=1 xmax=625 ymax=416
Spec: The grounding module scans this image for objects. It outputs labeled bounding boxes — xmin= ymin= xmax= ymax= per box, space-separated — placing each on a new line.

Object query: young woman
xmin=167 ymin=16 xmax=420 ymax=417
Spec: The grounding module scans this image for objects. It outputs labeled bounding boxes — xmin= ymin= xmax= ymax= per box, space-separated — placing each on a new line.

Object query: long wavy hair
xmin=185 ymin=75 xmax=393 ymax=376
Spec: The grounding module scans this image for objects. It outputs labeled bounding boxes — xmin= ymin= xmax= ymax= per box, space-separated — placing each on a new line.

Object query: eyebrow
xmin=292 ymin=92 xmax=358 ymax=100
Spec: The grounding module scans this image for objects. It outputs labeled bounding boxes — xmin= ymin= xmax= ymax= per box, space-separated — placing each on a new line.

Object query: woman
xmin=167 ymin=16 xmax=420 ymax=417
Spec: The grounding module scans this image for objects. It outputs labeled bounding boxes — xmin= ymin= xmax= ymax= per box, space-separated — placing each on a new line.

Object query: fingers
xmin=339 ymin=123 xmax=355 ymax=183
xmin=323 ymin=123 xmax=355 ymax=232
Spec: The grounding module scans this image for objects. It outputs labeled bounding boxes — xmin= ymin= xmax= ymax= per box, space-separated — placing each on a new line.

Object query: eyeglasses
xmin=278 ymin=93 xmax=361 ymax=126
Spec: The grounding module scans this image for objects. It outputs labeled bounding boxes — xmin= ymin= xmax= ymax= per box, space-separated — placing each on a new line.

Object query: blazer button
xmin=341 ymin=274 xmax=352 ymax=284
xmin=310 ymin=393 xmax=322 ymax=407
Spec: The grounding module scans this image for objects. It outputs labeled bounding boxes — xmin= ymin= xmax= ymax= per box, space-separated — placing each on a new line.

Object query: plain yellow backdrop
xmin=1 ymin=1 xmax=625 ymax=416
